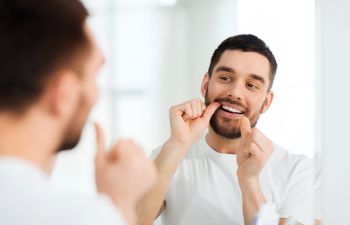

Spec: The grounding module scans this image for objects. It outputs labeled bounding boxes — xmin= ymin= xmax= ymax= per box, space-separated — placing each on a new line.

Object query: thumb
xmin=202 ymin=102 xmax=221 ymax=123
xmin=240 ymin=117 xmax=252 ymax=140
xmin=94 ymin=122 xmax=106 ymax=164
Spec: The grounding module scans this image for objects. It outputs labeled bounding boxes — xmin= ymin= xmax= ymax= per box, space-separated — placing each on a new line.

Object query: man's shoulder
xmin=268 ymin=144 xmax=313 ymax=173
xmin=0 ymin=185 xmax=126 ymax=225
xmin=272 ymin=144 xmax=311 ymax=161
xmin=0 ymin=158 xmax=126 ymax=225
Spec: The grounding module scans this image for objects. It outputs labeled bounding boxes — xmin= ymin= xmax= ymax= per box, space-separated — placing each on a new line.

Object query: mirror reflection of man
xmin=0 ymin=1 xmax=156 ymax=225
xmin=137 ymin=35 xmax=313 ymax=225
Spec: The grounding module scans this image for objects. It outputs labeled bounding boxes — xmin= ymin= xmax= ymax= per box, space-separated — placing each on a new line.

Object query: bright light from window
xmin=157 ymin=0 xmax=177 ymax=7
xmin=237 ymin=0 xmax=316 ymax=157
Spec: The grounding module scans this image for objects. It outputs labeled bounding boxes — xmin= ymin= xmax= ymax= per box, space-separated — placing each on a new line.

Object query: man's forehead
xmin=214 ymin=50 xmax=270 ymax=76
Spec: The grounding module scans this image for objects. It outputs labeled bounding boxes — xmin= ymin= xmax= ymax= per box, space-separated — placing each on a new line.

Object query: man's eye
xmin=247 ymin=83 xmax=258 ymax=89
xmin=219 ymin=76 xmax=230 ymax=81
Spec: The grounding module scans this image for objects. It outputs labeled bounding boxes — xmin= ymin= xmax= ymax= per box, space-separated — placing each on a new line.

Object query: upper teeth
xmin=222 ymin=105 xmax=242 ymax=114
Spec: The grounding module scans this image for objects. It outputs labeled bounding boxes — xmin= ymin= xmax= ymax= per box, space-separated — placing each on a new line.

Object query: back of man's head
xmin=0 ymin=0 xmax=89 ymax=114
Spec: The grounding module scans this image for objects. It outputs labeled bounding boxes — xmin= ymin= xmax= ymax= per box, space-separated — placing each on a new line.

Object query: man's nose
xmin=226 ymin=81 xmax=244 ymax=101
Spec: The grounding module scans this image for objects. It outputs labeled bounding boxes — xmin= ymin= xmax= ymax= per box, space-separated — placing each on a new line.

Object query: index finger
xmin=202 ymin=102 xmax=221 ymax=123
xmin=94 ymin=122 xmax=106 ymax=163
xmin=240 ymin=117 xmax=252 ymax=140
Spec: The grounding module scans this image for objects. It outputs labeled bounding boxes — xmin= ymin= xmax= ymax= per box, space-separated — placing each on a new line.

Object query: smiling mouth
xmin=220 ymin=105 xmax=244 ymax=115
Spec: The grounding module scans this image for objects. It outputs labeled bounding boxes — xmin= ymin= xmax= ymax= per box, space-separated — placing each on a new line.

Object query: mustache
xmin=213 ymin=97 xmax=246 ymax=110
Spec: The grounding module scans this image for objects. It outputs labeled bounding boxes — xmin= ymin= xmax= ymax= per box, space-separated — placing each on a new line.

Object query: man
xmin=137 ymin=35 xmax=313 ymax=225
xmin=0 ymin=0 xmax=156 ymax=225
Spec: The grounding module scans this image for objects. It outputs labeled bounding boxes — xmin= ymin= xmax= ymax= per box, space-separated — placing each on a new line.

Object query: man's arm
xmin=238 ymin=117 xmax=310 ymax=225
xmin=239 ymin=178 xmax=267 ymax=225
xmin=136 ymin=99 xmax=220 ymax=225
xmin=239 ymin=179 xmax=306 ymax=225
xmin=136 ymin=139 xmax=191 ymax=225
xmin=237 ymin=117 xmax=274 ymax=225
xmin=313 ymin=219 xmax=321 ymax=225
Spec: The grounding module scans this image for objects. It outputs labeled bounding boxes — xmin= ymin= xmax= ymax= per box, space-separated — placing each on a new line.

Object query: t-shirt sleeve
xmin=278 ymin=157 xmax=314 ymax=225
xmin=80 ymin=194 xmax=128 ymax=225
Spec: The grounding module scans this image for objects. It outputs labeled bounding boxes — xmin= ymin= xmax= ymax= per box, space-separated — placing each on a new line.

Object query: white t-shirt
xmin=151 ymin=136 xmax=314 ymax=225
xmin=0 ymin=157 xmax=127 ymax=225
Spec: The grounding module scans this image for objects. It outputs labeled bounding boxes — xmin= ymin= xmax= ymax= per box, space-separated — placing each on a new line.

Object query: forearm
xmin=239 ymin=177 xmax=266 ymax=225
xmin=314 ymin=219 xmax=321 ymax=225
xmin=104 ymin=191 xmax=137 ymax=225
xmin=114 ymin=203 xmax=137 ymax=225
xmin=136 ymin=139 xmax=190 ymax=225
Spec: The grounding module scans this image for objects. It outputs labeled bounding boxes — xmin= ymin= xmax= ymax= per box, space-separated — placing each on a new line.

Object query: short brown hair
xmin=208 ymin=34 xmax=277 ymax=90
xmin=0 ymin=0 xmax=89 ymax=113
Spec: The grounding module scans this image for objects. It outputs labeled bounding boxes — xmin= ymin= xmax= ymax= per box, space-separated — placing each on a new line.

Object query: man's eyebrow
xmin=249 ymin=74 xmax=266 ymax=84
xmin=215 ymin=66 xmax=235 ymax=73
xmin=215 ymin=66 xmax=267 ymax=84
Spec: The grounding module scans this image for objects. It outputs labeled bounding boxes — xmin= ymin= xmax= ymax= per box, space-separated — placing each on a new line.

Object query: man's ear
xmin=261 ymin=90 xmax=274 ymax=113
xmin=46 ymin=71 xmax=80 ymax=117
xmin=201 ymin=73 xmax=210 ymax=98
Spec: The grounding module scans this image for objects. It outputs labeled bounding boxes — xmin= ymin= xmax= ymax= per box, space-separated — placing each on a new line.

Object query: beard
xmin=57 ymin=121 xmax=84 ymax=152
xmin=56 ymin=95 xmax=90 ymax=153
xmin=205 ymin=89 xmax=262 ymax=140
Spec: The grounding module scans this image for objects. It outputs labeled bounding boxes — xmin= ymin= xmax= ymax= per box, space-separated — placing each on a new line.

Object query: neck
xmin=0 ymin=110 xmax=60 ymax=174
xmin=206 ymin=126 xmax=241 ymax=154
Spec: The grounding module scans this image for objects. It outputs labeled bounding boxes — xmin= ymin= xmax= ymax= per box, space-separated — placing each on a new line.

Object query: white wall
xmin=317 ymin=0 xmax=350 ymax=223
xmin=158 ymin=0 xmax=237 ymax=144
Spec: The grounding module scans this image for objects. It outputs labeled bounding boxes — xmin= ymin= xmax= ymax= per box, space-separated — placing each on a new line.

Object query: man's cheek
xmin=84 ymin=84 xmax=98 ymax=107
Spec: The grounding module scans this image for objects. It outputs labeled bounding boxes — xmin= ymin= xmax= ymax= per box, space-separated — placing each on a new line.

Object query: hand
xmin=236 ymin=117 xmax=274 ymax=182
xmin=168 ymin=99 xmax=220 ymax=147
xmin=94 ymin=123 xmax=157 ymax=224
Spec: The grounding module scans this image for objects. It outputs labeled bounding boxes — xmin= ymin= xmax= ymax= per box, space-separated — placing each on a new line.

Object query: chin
xmin=210 ymin=118 xmax=242 ymax=140
xmin=56 ymin=132 xmax=82 ymax=153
